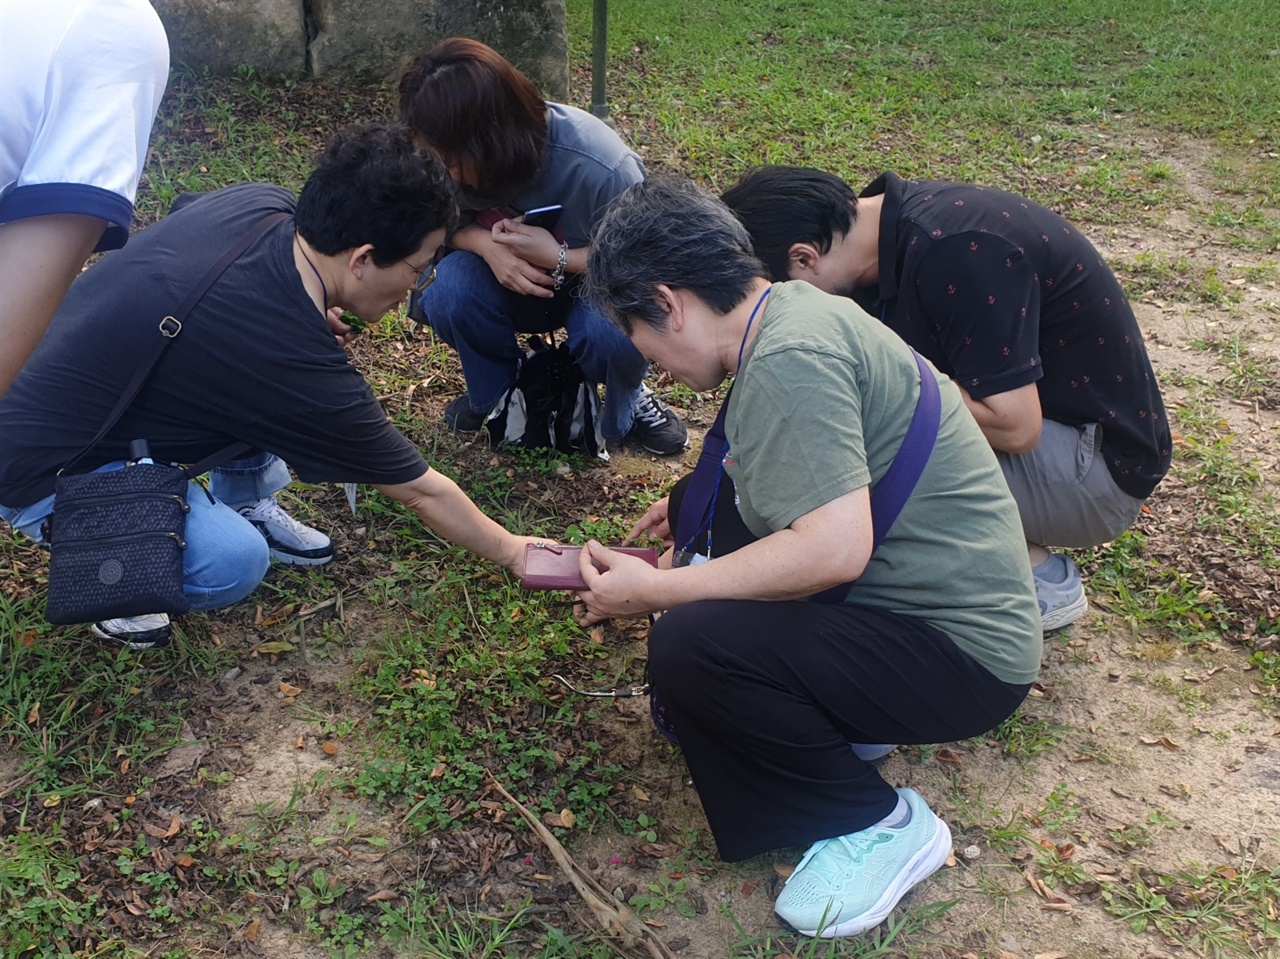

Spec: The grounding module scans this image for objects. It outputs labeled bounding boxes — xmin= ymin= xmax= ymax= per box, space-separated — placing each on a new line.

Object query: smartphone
xmin=517 ymin=204 xmax=563 ymax=232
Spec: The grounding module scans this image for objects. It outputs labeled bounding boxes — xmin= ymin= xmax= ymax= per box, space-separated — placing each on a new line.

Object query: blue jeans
xmin=0 ymin=452 xmax=288 ymax=613
xmin=418 ymin=251 xmax=649 ymax=440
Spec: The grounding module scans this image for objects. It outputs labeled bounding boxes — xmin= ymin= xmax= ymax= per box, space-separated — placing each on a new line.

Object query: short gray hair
xmin=584 ymin=178 xmax=768 ymax=335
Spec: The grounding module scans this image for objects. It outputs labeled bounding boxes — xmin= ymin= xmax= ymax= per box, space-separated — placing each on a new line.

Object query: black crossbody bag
xmin=44 ymin=213 xmax=286 ymax=625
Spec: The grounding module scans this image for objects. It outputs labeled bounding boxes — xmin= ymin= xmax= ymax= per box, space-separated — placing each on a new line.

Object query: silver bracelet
xmin=551 ymin=242 xmax=568 ymax=290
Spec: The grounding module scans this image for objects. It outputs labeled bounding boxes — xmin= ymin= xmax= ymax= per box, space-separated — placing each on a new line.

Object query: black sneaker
xmin=91 ymin=614 xmax=172 ymax=650
xmin=444 ymin=395 xmax=487 ymax=433
xmin=626 ymin=385 xmax=688 ymax=455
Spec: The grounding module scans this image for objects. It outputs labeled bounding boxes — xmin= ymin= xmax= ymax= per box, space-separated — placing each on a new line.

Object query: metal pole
xmin=590 ymin=0 xmax=610 ymax=122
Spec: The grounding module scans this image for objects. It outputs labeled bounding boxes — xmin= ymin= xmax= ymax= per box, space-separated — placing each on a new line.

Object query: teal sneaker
xmin=774 ymin=787 xmax=952 ymax=938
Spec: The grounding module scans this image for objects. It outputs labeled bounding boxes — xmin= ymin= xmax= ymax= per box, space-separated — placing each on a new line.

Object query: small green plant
xmin=624 ymin=812 xmax=660 ymax=843
xmin=629 ymin=875 xmax=700 ymax=918
xmin=991 ymin=710 xmax=1066 ymax=758
xmin=1035 ymin=782 xmax=1082 ymax=835
xmin=1108 ymin=809 xmax=1176 ymax=850
xmin=297 ymin=867 xmax=347 ymax=910
xmin=1035 ymin=843 xmax=1089 ymax=889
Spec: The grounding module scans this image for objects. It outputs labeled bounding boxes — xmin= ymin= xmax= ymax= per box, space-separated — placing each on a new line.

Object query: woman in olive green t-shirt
xmin=574 ymin=178 xmax=1041 ymax=941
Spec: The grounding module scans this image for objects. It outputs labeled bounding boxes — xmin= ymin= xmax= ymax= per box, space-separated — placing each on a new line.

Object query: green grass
xmin=1118 ymin=252 xmax=1238 ymax=305
xmin=1101 ymin=852 xmax=1280 ymax=955
xmin=721 ymin=898 xmax=957 ymax=958
xmin=570 ymin=0 xmax=1279 ymax=242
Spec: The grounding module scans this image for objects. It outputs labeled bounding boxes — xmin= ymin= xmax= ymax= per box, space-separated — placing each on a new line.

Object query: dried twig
xmin=485 ymin=773 xmax=677 ymax=959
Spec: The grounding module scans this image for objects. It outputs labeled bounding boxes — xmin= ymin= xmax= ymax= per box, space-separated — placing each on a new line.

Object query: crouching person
xmin=0 ymin=125 xmax=545 ymax=649
xmin=573 ymin=179 xmax=1042 ymax=938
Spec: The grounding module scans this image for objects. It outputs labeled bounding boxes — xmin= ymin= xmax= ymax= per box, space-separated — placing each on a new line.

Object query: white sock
xmin=878 ymin=794 xmax=911 ymax=829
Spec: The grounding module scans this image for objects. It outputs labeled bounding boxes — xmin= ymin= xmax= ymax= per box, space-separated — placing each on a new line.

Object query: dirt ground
xmin=3 ymin=128 xmax=1277 ymax=959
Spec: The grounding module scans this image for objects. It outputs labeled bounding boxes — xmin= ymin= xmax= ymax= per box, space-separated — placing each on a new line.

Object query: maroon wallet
xmin=521 ymin=543 xmax=658 ymax=591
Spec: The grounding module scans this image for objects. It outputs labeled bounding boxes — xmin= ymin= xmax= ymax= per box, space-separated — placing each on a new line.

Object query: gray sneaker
xmin=1035 ymin=553 xmax=1088 ymax=631
xmin=237 ymin=496 xmax=334 ymax=566
xmin=850 ymin=743 xmax=898 ymax=763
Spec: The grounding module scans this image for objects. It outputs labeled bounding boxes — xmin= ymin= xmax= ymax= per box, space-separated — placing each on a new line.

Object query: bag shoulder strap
xmin=810 ymin=350 xmax=940 ymax=602
xmin=62 ymin=212 xmax=289 ymax=474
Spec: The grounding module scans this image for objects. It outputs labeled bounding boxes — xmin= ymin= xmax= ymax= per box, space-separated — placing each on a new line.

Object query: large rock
xmin=151 ymin=0 xmax=568 ymax=100
xmin=154 ymin=0 xmax=307 ymax=76
xmin=419 ymin=0 xmax=568 ymax=100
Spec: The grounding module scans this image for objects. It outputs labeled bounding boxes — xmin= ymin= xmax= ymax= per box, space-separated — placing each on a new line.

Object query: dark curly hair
xmin=398 ymin=37 xmax=547 ymax=198
xmin=295 ymin=124 xmax=458 ymax=266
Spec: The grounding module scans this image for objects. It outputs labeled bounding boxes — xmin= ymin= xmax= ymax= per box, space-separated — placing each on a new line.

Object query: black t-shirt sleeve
xmin=242 ymin=365 xmax=429 ymax=486
xmin=914 ymin=233 xmax=1044 ymax=400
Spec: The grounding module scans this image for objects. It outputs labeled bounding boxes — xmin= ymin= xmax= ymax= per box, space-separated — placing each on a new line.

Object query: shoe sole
xmin=269 ymin=549 xmax=334 ymax=567
xmin=801 ymin=814 xmax=953 ymax=939
xmin=633 ymin=435 xmax=690 ymax=456
xmin=89 ymin=623 xmax=170 ymax=650
xmin=1041 ymin=591 xmax=1089 ymax=631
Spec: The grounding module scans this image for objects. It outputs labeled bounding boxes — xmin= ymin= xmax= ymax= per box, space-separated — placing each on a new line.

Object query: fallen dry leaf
xmin=935 ymin=748 xmax=963 ymax=765
xmin=26 ymin=703 xmax=39 ymax=725
xmin=253 ymin=640 xmax=295 ymax=655
xmin=773 ymin=862 xmax=795 ymax=879
xmin=365 ymin=889 xmax=400 ymax=903
xmin=739 ymin=880 xmax=758 ymax=899
xmin=244 ymin=918 xmax=260 ymax=943
xmin=1034 ymin=953 xmax=1071 ymax=959
xmin=632 ymin=785 xmax=651 ymax=802
xmin=321 ymin=741 xmax=338 ymax=756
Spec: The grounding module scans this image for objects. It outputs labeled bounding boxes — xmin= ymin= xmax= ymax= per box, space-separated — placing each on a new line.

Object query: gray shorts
xmin=997 ymin=420 xmax=1145 ymax=549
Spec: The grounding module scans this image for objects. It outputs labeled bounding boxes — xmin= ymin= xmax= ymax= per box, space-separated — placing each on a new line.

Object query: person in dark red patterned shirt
xmin=723 ymin=167 xmax=1171 ymax=631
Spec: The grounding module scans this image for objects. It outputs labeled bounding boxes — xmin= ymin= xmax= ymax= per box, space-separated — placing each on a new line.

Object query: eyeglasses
xmin=404 ymin=249 xmax=445 ymax=293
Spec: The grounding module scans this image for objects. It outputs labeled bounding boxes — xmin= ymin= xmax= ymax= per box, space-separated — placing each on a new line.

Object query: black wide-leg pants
xmin=655 ymin=475 xmax=1031 ymax=862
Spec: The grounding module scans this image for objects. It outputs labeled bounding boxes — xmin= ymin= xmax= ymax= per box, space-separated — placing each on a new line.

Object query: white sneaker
xmin=91 ymin=613 xmax=171 ymax=650
xmin=237 ymin=496 xmax=334 ymax=566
